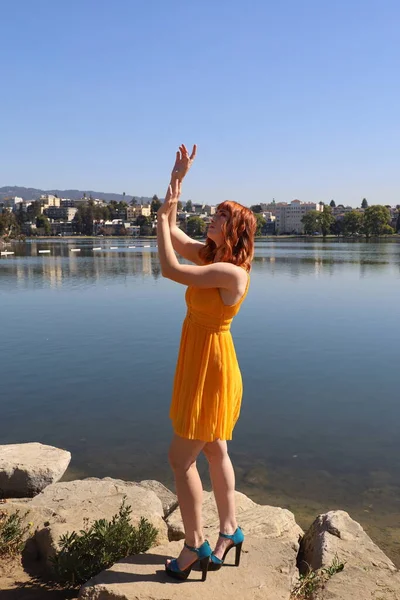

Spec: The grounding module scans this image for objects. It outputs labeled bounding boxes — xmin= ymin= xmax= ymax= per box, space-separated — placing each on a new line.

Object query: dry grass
xmin=291 ymin=555 xmax=345 ymax=599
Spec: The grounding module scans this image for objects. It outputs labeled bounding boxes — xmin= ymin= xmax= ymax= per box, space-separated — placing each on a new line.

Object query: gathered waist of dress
xmin=185 ymin=310 xmax=232 ymax=333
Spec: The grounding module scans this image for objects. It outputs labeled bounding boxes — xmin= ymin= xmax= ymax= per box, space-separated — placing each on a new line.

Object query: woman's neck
xmin=214 ymin=247 xmax=224 ymax=263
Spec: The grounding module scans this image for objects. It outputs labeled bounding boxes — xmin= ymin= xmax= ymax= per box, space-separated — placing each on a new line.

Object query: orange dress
xmin=170 ymin=274 xmax=250 ymax=442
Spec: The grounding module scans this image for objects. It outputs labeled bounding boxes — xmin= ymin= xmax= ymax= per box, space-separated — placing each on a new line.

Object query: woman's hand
xmin=158 ymin=178 xmax=182 ymax=218
xmin=171 ymin=144 xmax=197 ymax=182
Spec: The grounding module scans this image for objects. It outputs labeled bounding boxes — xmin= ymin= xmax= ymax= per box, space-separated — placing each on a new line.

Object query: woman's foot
xmin=212 ymin=533 xmax=235 ymax=561
xmin=165 ymin=544 xmax=199 ymax=570
xmin=209 ymin=527 xmax=244 ymax=571
xmin=165 ymin=540 xmax=212 ymax=582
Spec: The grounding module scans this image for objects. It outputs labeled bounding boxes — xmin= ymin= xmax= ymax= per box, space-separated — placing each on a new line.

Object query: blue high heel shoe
xmin=208 ymin=527 xmax=244 ymax=571
xmin=165 ymin=540 xmax=212 ymax=582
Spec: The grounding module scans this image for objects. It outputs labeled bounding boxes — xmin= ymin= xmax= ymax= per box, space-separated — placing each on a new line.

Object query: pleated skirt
xmin=169 ymin=316 xmax=243 ymax=442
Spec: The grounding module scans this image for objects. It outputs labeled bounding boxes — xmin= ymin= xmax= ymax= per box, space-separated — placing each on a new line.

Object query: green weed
xmin=0 ymin=508 xmax=32 ymax=557
xmin=291 ymin=554 xmax=345 ymax=599
xmin=50 ymin=496 xmax=158 ymax=587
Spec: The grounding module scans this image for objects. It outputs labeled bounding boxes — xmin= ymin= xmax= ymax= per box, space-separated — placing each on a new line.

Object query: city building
xmin=176 ymin=211 xmax=190 ymax=225
xmin=61 ymin=198 xmax=76 ymax=208
xmin=332 ymin=205 xmax=359 ymax=216
xmin=192 ymin=203 xmax=216 ymax=216
xmin=93 ymin=219 xmax=140 ymax=236
xmin=44 ymin=207 xmax=77 ymax=221
xmin=60 ymin=197 xmax=107 ymax=208
xmin=73 ymin=198 xmax=90 ymax=207
xmin=264 ymin=213 xmax=276 ymax=235
xmin=40 ymin=194 xmax=61 ymax=209
xmin=262 ymin=200 xmax=323 ymax=234
xmin=49 ymin=221 xmax=75 ymax=235
xmin=1 ymin=196 xmax=24 ymax=209
xmin=126 ymin=204 xmax=151 ymax=220
xmin=17 ymin=200 xmax=33 ymax=212
xmin=125 ymin=224 xmax=141 ymax=236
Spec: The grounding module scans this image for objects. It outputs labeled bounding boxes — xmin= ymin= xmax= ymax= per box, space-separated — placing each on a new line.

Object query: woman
xmin=157 ymin=145 xmax=256 ymax=582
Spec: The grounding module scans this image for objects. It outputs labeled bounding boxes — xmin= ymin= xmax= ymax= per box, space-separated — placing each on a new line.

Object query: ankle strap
xmin=219 ymin=526 xmax=241 ymax=540
xmin=184 ymin=542 xmax=199 ymax=553
xmin=184 ymin=540 xmax=210 ymax=552
xmin=184 ymin=540 xmax=211 ymax=558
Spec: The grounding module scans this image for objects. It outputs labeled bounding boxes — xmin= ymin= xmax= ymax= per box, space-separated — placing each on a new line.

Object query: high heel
xmin=208 ymin=527 xmax=244 ymax=571
xmin=165 ymin=540 xmax=212 ymax=582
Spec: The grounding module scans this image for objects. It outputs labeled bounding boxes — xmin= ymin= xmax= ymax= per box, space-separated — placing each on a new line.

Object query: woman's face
xmin=207 ymin=207 xmax=229 ymax=245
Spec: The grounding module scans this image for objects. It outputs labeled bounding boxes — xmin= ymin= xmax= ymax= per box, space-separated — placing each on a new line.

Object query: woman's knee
xmin=203 ymin=440 xmax=228 ymax=464
xmin=168 ymin=448 xmax=196 ymax=474
xmin=168 ymin=435 xmax=204 ymax=474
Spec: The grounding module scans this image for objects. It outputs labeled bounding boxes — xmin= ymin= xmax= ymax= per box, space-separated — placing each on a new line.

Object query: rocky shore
xmin=1 ymin=442 xmax=399 ymax=599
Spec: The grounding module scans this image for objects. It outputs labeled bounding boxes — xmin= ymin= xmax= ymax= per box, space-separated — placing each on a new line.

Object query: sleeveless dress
xmin=169 ymin=273 xmax=250 ymax=442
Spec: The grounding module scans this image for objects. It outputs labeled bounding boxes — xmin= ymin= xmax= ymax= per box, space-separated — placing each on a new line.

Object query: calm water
xmin=1 ymin=239 xmax=400 ymax=563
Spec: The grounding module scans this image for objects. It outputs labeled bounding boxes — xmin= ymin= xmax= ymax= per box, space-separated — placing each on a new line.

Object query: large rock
xmin=0 ymin=499 xmax=61 ymax=544
xmin=139 ymin=479 xmax=178 ymax=517
xmin=79 ymin=537 xmax=298 ymax=600
xmin=0 ymin=443 xmax=71 ymax=498
xmin=29 ymin=478 xmax=169 ymax=564
xmin=299 ymin=510 xmax=400 ymax=599
xmin=78 ymin=490 xmax=303 ymax=600
xmin=166 ymin=490 xmax=302 ymax=549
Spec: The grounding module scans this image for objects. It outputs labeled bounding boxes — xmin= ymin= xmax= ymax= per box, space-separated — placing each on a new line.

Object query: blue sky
xmin=1 ymin=0 xmax=399 ymax=206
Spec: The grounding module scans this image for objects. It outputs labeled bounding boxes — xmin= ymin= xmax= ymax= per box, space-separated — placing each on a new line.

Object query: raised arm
xmin=158 ymin=180 xmax=243 ymax=292
xmin=167 ymin=144 xmax=205 ymax=265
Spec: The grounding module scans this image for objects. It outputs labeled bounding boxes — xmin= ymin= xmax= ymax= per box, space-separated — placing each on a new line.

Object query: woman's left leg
xmin=203 ymin=439 xmax=239 ymax=560
xmin=166 ymin=433 xmax=206 ymax=569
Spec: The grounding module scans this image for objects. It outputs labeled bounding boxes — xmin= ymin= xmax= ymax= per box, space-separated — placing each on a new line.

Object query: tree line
xmin=301 ymin=204 xmax=399 ymax=237
xmin=1 ymin=197 xmax=399 ymax=239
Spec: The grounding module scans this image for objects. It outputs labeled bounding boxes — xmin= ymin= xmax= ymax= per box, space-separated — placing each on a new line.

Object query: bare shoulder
xmin=216 ymin=264 xmax=249 ymax=306
xmin=163 ymin=259 xmax=247 ymax=291
xmin=207 ymin=262 xmax=248 ymax=288
xmin=234 ymin=265 xmax=249 ymax=293
xmin=221 ymin=262 xmax=248 ymax=279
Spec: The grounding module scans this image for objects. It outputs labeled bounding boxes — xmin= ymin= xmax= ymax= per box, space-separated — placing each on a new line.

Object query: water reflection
xmin=0 ymin=244 xmax=162 ymax=290
xmin=0 ymin=240 xmax=400 ymax=289
xmin=2 ymin=240 xmax=398 ymax=291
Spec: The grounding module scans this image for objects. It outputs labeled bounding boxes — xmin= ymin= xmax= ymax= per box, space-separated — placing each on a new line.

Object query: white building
xmin=16 ymin=200 xmax=33 ymax=212
xmin=332 ymin=205 xmax=359 ymax=216
xmin=40 ymin=194 xmax=61 ymax=208
xmin=126 ymin=204 xmax=151 ymax=219
xmin=263 ymin=200 xmax=323 ymax=234
xmin=1 ymin=196 xmax=24 ymax=208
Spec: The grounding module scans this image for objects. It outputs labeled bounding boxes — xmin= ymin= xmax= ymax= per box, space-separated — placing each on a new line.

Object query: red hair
xmin=199 ymin=201 xmax=257 ymax=272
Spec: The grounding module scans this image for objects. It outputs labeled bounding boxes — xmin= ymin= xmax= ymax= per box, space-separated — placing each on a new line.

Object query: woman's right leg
xmin=167 ymin=434 xmax=206 ymax=569
xmin=203 ymin=439 xmax=238 ymax=559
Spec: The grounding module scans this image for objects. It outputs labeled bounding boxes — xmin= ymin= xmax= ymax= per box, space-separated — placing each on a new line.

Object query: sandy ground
xmin=0 ymin=551 xmax=77 ymax=600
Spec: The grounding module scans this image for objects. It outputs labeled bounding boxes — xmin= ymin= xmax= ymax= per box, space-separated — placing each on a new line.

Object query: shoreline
xmin=61 ymin=459 xmax=400 ymax=570
xmin=1 ymin=443 xmax=400 ymax=600
xmin=5 ymin=233 xmax=400 ymax=242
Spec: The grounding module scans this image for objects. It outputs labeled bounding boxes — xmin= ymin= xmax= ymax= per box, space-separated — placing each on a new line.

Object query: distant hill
xmin=0 ymin=186 xmax=153 ymax=204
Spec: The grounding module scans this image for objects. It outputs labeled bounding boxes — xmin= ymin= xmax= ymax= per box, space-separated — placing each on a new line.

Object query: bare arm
xmin=167 ymin=144 xmax=205 ymax=265
xmin=168 ymin=202 xmax=205 ymax=265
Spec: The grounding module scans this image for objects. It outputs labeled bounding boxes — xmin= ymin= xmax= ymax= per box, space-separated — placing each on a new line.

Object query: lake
xmin=1 ymin=238 xmax=400 ymax=564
